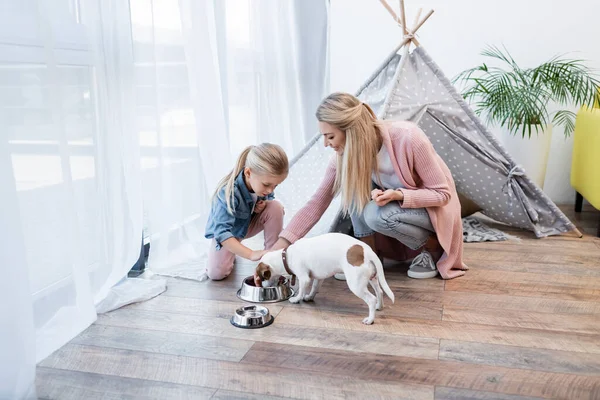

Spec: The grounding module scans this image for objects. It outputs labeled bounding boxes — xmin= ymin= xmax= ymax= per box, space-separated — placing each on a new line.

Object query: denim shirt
xmin=205 ymin=171 xmax=274 ymax=250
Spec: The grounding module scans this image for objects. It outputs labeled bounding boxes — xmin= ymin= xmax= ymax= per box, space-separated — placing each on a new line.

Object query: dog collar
xmin=281 ymin=248 xmax=296 ymax=286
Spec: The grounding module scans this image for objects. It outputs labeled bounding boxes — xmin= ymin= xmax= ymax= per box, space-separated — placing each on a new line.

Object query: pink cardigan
xmin=280 ymin=121 xmax=468 ymax=279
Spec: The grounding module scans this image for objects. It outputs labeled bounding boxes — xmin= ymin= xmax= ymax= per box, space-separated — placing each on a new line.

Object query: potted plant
xmin=453 ymin=46 xmax=599 ymax=188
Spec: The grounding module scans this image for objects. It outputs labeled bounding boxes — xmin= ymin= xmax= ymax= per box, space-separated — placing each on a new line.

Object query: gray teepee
xmin=276 ymin=1 xmax=578 ymax=239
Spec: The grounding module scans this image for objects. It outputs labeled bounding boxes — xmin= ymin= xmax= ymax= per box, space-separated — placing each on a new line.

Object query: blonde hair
xmin=214 ymin=143 xmax=289 ymax=214
xmin=316 ymin=92 xmax=382 ymax=216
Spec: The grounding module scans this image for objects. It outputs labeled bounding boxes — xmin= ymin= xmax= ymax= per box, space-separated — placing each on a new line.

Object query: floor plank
xmin=124 ymin=295 xmax=284 ymax=318
xmin=439 ymin=340 xmax=600 ymax=376
xmin=36 ymin=367 xmax=215 ymax=400
xmin=456 ymin=270 xmax=600 ymax=289
xmin=463 ymin=240 xmax=600 ymax=254
xmin=462 ymin=259 xmax=600 ymax=278
xmin=241 ymin=342 xmax=600 ymax=400
xmin=442 ymin=306 xmax=600 ymax=334
xmin=461 ymin=249 xmax=591 ymax=265
xmin=274 ymin=307 xmax=600 ymax=354
xmin=71 ymin=324 xmax=255 ymax=362
xmin=93 ymin=308 xmax=441 ymax=360
xmin=210 ymin=390 xmax=298 ymax=400
xmin=40 ymin=344 xmax=434 ymax=400
xmin=397 ymin=289 xmax=600 ymax=315
xmin=445 ymin=280 xmax=600 ymax=302
xmin=434 ymin=387 xmax=544 ymax=400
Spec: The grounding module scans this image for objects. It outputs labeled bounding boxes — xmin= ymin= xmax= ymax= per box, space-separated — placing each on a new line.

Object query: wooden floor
xmin=37 ymin=205 xmax=600 ymax=400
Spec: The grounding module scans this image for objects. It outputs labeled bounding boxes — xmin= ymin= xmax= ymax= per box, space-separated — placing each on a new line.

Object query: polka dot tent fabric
xmin=277 ymin=46 xmax=576 ymax=238
xmin=276 ymin=136 xmax=342 ymax=238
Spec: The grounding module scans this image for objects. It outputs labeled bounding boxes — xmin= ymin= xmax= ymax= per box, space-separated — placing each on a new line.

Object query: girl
xmin=204 ymin=143 xmax=288 ymax=280
xmin=262 ymin=92 xmax=467 ymax=283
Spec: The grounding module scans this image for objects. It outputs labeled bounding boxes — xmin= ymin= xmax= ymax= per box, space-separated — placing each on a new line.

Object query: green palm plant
xmin=453 ymin=45 xmax=600 ymax=138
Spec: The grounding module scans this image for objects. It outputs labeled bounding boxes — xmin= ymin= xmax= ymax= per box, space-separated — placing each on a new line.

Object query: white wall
xmin=330 ymin=0 xmax=600 ymax=203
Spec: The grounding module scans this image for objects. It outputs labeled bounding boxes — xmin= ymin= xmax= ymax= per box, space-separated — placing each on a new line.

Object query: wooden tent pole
xmin=413 ymin=7 xmax=423 ymax=31
xmin=378 ymin=2 xmax=434 ymax=48
xmin=399 ymin=0 xmax=408 ymax=35
xmin=379 ymin=0 xmax=400 ymax=25
xmin=413 ymin=9 xmax=434 ymax=34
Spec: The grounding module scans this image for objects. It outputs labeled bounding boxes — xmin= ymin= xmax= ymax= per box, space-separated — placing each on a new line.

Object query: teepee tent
xmin=276 ymin=0 xmax=579 ymax=239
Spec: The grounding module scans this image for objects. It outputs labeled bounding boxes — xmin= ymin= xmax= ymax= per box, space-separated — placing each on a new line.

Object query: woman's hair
xmin=214 ymin=143 xmax=289 ymax=214
xmin=316 ymin=92 xmax=382 ymax=216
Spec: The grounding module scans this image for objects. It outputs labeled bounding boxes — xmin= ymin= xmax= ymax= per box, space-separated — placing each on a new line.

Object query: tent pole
xmin=399 ymin=0 xmax=408 ymax=35
xmin=379 ymin=45 xmax=411 ymax=119
xmin=413 ymin=8 xmax=423 ymax=30
xmin=379 ymin=0 xmax=400 ymax=24
xmin=414 ymin=9 xmax=434 ymax=33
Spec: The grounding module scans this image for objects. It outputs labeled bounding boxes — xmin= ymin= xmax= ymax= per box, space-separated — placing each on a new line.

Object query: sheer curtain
xmin=227 ymin=0 xmax=329 ymax=156
xmin=1 ymin=0 xmax=143 ymax=397
xmin=139 ymin=0 xmax=329 ymax=279
xmin=130 ymin=0 xmax=232 ymax=279
xmin=1 ymin=0 xmax=328 ymax=397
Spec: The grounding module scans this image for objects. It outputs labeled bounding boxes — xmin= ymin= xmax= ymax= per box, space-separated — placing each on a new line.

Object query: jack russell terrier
xmin=255 ymin=232 xmax=395 ymax=324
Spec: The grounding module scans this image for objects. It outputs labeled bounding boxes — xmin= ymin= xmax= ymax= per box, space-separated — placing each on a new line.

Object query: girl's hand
xmin=373 ymin=189 xmax=403 ymax=207
xmin=249 ymin=249 xmax=268 ymax=261
xmin=254 ymin=200 xmax=267 ymax=214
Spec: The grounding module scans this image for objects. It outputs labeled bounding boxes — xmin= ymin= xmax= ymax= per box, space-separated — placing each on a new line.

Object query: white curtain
xmin=227 ymin=0 xmax=329 ymax=156
xmin=130 ymin=0 xmax=232 ymax=280
xmin=1 ymin=0 xmax=328 ymax=397
xmin=139 ymin=0 xmax=329 ymax=279
xmin=1 ymin=0 xmax=144 ymax=397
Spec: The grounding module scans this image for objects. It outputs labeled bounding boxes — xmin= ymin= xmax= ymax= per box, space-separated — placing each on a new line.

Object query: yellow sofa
xmin=570 ymin=105 xmax=600 ymax=236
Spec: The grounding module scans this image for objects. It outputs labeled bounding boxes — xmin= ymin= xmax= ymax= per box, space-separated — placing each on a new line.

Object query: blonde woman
xmin=204 ymin=143 xmax=289 ymax=280
xmin=264 ymin=92 xmax=467 ymax=282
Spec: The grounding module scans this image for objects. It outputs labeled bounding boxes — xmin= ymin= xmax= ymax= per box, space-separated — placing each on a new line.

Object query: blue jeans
xmin=351 ymin=200 xmax=434 ymax=250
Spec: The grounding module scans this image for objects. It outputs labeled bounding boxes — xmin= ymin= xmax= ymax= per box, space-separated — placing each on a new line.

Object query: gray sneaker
xmin=407 ymin=251 xmax=438 ymax=279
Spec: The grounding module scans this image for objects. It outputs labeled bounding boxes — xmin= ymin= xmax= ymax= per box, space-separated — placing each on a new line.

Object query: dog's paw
xmin=289 ymin=296 xmax=301 ymax=304
xmin=376 ymin=303 xmax=383 ymax=311
xmin=362 ymin=317 xmax=374 ymax=325
xmin=303 ymin=295 xmax=315 ymax=302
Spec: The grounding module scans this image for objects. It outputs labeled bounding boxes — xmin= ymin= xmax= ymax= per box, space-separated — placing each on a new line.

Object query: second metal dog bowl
xmin=236 ymin=276 xmax=294 ymax=303
xmin=230 ymin=305 xmax=274 ymax=329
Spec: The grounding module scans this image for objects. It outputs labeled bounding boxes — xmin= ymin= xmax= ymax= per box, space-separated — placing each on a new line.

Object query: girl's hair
xmin=214 ymin=143 xmax=289 ymax=214
xmin=316 ymin=92 xmax=382 ymax=216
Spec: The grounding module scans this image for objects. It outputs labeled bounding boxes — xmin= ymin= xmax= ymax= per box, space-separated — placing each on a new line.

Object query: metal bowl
xmin=236 ymin=276 xmax=294 ymax=303
xmin=230 ymin=305 xmax=274 ymax=329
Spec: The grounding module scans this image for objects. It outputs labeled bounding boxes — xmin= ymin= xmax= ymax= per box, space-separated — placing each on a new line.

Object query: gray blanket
xmin=462 ymin=216 xmax=509 ymax=242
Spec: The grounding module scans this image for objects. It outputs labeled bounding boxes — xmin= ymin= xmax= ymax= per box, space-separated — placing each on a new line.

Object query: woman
xmin=268 ymin=92 xmax=467 ymax=280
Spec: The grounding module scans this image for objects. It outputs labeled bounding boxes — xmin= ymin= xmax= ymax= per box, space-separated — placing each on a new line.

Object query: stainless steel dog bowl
xmin=236 ymin=276 xmax=294 ymax=303
xmin=230 ymin=305 xmax=274 ymax=329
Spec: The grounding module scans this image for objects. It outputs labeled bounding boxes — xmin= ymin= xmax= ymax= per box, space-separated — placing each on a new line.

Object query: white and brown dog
xmin=255 ymin=232 xmax=395 ymax=324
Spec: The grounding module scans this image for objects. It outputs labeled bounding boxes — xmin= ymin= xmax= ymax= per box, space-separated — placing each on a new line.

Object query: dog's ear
xmin=256 ymin=262 xmax=271 ymax=281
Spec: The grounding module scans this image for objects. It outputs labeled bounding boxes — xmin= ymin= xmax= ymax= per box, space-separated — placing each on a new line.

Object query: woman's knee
xmin=363 ymin=201 xmax=384 ymax=231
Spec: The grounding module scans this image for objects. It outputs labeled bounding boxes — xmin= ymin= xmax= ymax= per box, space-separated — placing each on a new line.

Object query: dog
xmin=255 ymin=232 xmax=394 ymax=324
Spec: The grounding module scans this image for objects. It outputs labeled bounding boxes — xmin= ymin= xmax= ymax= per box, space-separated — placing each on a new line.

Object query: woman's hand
xmin=371 ymin=189 xmax=384 ymax=200
xmin=372 ymin=189 xmax=404 ymax=207
xmin=249 ymin=249 xmax=268 ymax=261
xmin=254 ymin=200 xmax=267 ymax=214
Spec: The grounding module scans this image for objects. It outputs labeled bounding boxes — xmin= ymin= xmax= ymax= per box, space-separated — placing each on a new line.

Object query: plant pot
xmin=495 ymin=124 xmax=553 ymax=189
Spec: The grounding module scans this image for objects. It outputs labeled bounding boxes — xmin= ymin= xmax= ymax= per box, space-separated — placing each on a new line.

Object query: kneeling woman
xmin=271 ymin=92 xmax=468 ymax=279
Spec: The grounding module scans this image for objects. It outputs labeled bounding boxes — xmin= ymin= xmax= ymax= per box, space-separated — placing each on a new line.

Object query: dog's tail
xmin=371 ymin=253 xmax=395 ymax=303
